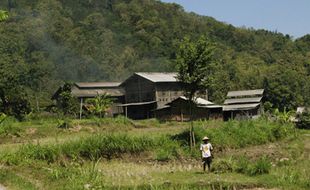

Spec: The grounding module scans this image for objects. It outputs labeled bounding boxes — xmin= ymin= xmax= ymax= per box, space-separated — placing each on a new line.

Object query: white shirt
xmin=200 ymin=143 xmax=213 ymax=158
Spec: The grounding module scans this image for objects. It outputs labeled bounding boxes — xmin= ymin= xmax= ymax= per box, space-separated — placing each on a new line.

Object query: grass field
xmin=0 ymin=117 xmax=309 ymax=190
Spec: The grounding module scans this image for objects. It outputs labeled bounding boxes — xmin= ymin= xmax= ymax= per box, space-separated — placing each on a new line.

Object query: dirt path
xmin=0 ymin=184 xmax=6 ymax=190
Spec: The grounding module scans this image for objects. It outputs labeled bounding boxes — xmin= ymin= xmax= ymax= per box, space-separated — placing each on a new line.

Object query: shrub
xmin=0 ymin=116 xmax=23 ymax=136
xmin=155 ymin=136 xmax=181 ymax=161
xmin=155 ymin=149 xmax=172 ymax=161
xmin=212 ymin=157 xmax=235 ymax=173
xmin=247 ymin=156 xmax=271 ymax=176
xmin=210 ymin=156 xmax=271 ymax=176
xmin=19 ymin=144 xmax=60 ymax=163
xmin=234 ymin=156 xmax=250 ymax=174
xmin=57 ymin=118 xmax=73 ymax=129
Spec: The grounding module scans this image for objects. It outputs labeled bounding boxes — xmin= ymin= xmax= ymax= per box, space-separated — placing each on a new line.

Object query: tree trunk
xmin=35 ymin=94 xmax=40 ymax=112
xmin=189 ymin=124 xmax=193 ymax=149
xmin=188 ymin=94 xmax=195 ymax=150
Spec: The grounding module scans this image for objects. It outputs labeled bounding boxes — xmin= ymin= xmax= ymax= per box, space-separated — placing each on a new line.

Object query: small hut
xmin=223 ymin=89 xmax=264 ymax=121
xmin=154 ymin=96 xmax=222 ymax=121
xmin=52 ymin=82 xmax=125 ymax=118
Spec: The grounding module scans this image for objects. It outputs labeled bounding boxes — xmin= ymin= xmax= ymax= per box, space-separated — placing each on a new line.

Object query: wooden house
xmin=154 ymin=96 xmax=222 ymax=121
xmin=223 ymin=89 xmax=264 ymax=121
xmin=119 ymin=72 xmax=186 ymax=119
xmin=53 ymin=82 xmax=125 ymax=117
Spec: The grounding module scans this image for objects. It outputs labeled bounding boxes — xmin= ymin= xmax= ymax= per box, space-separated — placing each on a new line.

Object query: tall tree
xmin=175 ymin=36 xmax=217 ymax=149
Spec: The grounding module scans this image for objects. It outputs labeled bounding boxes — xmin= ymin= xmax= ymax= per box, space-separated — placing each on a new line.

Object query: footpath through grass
xmin=0 ymin=117 xmax=308 ymax=190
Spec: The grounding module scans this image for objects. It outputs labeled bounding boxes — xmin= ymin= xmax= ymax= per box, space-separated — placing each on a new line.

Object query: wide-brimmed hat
xmin=202 ymin=136 xmax=209 ymax=141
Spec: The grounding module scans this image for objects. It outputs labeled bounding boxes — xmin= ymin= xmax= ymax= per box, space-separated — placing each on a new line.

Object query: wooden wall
xmin=155 ymin=82 xmax=184 ymax=108
xmin=123 ymin=74 xmax=156 ymax=103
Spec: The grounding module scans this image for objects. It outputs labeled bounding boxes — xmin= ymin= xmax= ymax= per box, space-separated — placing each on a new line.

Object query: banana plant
xmin=86 ymin=93 xmax=114 ymax=118
xmin=274 ymin=108 xmax=295 ymax=123
xmin=0 ymin=10 xmax=9 ymax=21
xmin=0 ymin=113 xmax=7 ymax=125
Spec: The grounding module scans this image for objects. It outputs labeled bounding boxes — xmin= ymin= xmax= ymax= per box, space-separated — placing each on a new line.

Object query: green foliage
xmin=175 ymin=36 xmax=217 ymax=99
xmin=155 ymin=136 xmax=181 ymax=161
xmin=247 ymin=156 xmax=272 ymax=176
xmin=55 ymin=83 xmax=79 ymax=116
xmin=0 ymin=169 xmax=37 ymax=190
xmin=0 ymin=10 xmax=8 ymax=21
xmin=86 ymin=93 xmax=114 ymax=118
xmin=173 ymin=119 xmax=294 ymax=149
xmin=212 ymin=157 xmax=235 ymax=173
xmin=57 ymin=118 xmax=72 ymax=129
xmin=273 ymin=108 xmax=295 ymax=123
xmin=4 ymin=134 xmax=161 ymax=164
xmin=0 ymin=88 xmax=31 ymax=120
xmin=21 ymin=144 xmax=61 ymax=163
xmin=0 ymin=115 xmax=23 ymax=136
xmin=0 ymin=0 xmax=309 ymax=114
xmin=234 ymin=156 xmax=251 ymax=174
xmin=212 ymin=156 xmax=271 ymax=176
xmin=0 ymin=113 xmax=7 ymax=124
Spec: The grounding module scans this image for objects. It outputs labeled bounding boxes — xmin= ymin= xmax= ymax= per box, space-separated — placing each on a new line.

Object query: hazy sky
xmin=161 ymin=0 xmax=310 ymax=38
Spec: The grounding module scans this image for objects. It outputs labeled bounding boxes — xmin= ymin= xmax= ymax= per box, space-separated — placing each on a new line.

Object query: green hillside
xmin=0 ymin=0 xmax=310 ymax=112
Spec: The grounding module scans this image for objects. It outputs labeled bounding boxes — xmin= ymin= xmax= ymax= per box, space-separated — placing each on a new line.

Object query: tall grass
xmin=1 ymin=119 xmax=295 ymax=164
xmin=2 ymin=134 xmax=172 ymax=164
xmin=212 ymin=156 xmax=272 ymax=176
xmin=173 ymin=119 xmax=295 ymax=149
xmin=0 ymin=116 xmax=23 ymax=137
xmin=0 ymin=168 xmax=36 ymax=190
xmin=75 ymin=116 xmax=135 ymax=130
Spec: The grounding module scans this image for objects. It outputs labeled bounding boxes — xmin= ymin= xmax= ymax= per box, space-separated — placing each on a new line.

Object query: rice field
xmin=0 ymin=117 xmax=309 ymax=190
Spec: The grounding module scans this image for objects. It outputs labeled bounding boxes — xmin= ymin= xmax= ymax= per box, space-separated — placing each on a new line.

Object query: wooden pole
xmin=125 ymin=106 xmax=128 ymax=118
xmin=79 ymin=98 xmax=83 ymax=120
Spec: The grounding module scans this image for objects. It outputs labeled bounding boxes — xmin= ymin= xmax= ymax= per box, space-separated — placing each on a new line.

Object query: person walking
xmin=200 ymin=136 xmax=213 ymax=172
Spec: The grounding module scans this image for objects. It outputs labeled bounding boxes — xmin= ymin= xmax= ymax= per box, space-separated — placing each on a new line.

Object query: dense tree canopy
xmin=176 ymin=36 xmax=216 ymax=100
xmin=0 ymin=0 xmax=309 ymax=115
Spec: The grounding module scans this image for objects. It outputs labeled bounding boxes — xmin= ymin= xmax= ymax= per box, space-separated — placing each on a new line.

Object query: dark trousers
xmin=202 ymin=157 xmax=212 ymax=171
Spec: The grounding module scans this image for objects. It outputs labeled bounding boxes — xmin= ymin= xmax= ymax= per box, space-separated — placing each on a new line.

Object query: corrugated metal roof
xmin=75 ymin=82 xmax=121 ymax=88
xmin=135 ymin=72 xmax=178 ymax=83
xmin=178 ymin=96 xmax=215 ymax=105
xmin=224 ymin=97 xmax=262 ymax=105
xmin=168 ymin=96 xmax=222 ymax=109
xmin=71 ymin=87 xmax=124 ymax=98
xmin=223 ymin=103 xmax=260 ymax=111
xmin=117 ymin=101 xmax=157 ymax=107
xmin=168 ymin=96 xmax=214 ymax=106
xmin=198 ymin=105 xmax=223 ymax=109
xmin=227 ymin=89 xmax=264 ymax=98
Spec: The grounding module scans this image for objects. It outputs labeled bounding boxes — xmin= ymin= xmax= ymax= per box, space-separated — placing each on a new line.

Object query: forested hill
xmin=0 ymin=0 xmax=310 ymax=110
